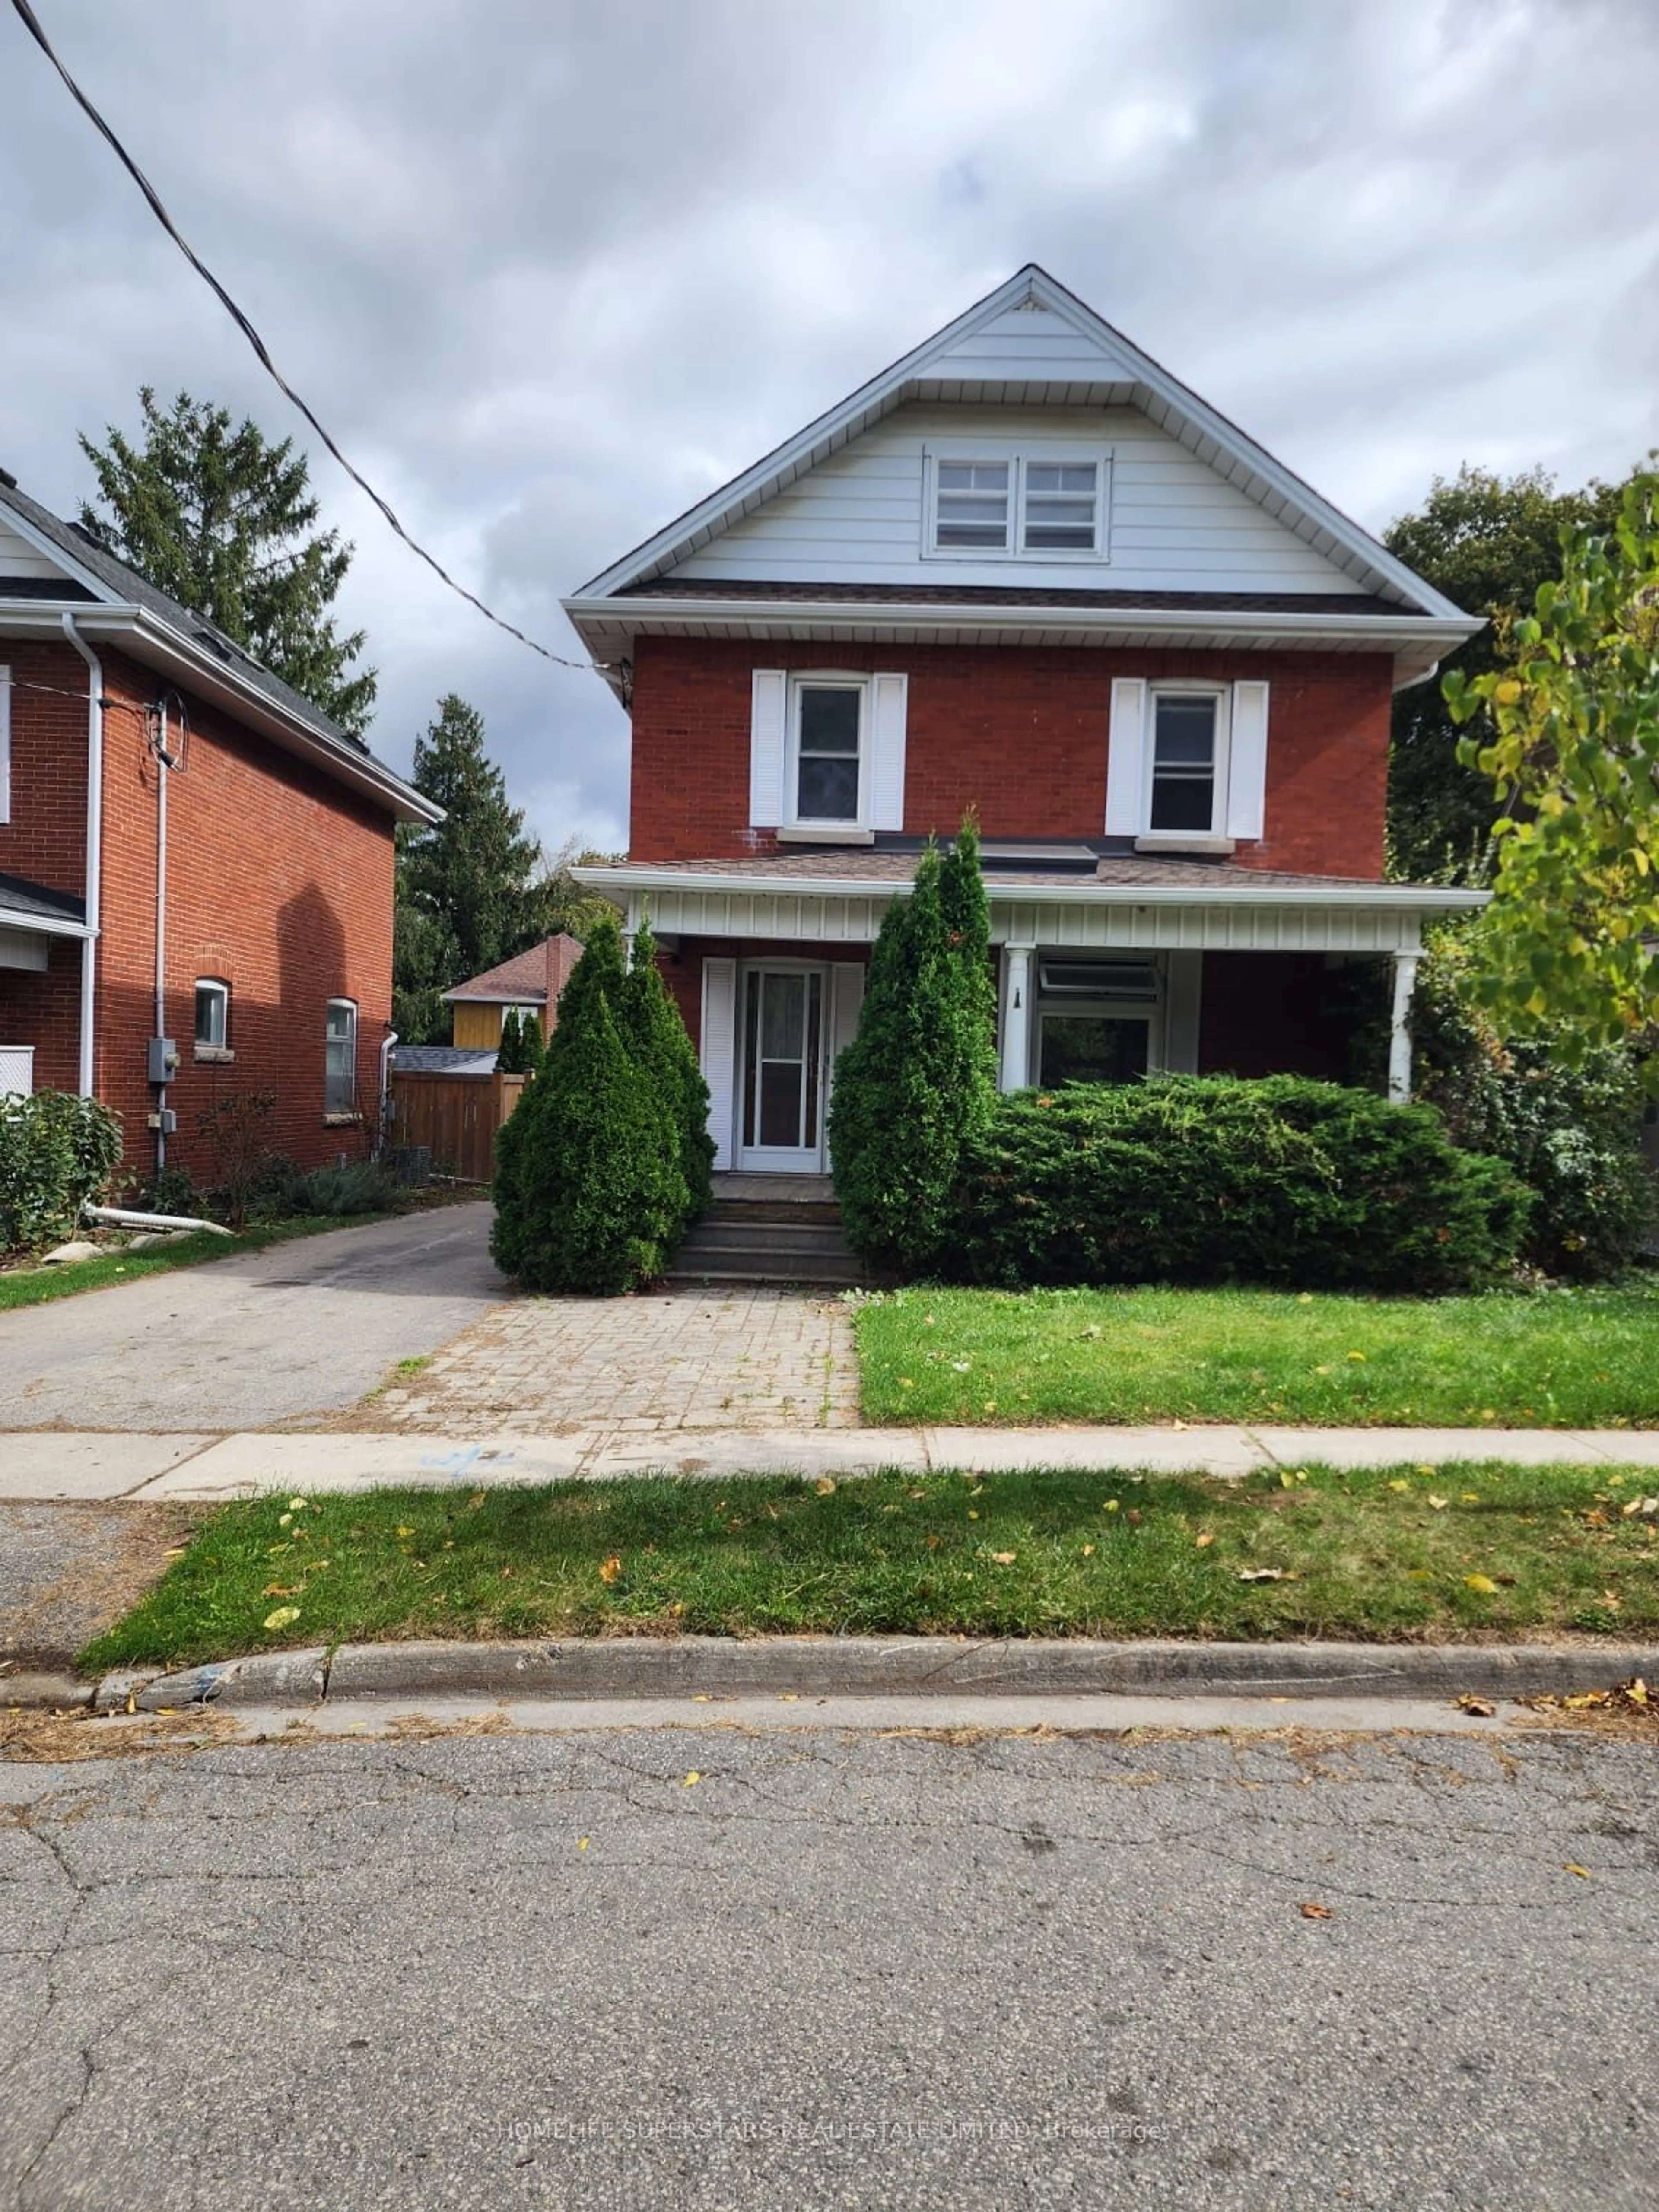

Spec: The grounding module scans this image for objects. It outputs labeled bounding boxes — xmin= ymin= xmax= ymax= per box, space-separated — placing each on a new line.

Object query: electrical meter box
xmin=147 ymin=1037 xmax=180 ymax=1084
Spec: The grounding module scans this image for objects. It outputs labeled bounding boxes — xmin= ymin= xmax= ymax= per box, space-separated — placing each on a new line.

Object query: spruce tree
xmin=938 ymin=816 xmax=999 ymax=1141
xmin=79 ymin=387 xmax=376 ymax=734
xmin=520 ymin=1012 xmax=545 ymax=1071
xmin=623 ymin=920 xmax=715 ymax=1227
xmin=497 ymin=1008 xmax=524 ymax=1073
xmin=491 ymin=916 xmax=685 ymax=1291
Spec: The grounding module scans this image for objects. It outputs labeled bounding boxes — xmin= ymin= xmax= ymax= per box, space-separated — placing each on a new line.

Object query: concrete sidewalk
xmin=3 ymin=1421 xmax=1659 ymax=1500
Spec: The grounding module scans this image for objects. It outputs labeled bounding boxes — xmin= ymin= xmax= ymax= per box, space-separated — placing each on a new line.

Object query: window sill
xmin=322 ymin=1111 xmax=362 ymax=1127
xmin=194 ymin=1045 xmax=235 ymax=1065
xmin=775 ymin=826 xmax=876 ymax=846
xmin=1133 ymin=834 xmax=1237 ymax=858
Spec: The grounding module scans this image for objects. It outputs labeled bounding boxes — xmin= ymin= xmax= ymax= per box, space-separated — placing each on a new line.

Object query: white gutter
xmin=562 ymin=594 xmax=1480 ymax=651
xmin=59 ymin=614 xmax=102 ymax=1097
xmin=0 ymin=904 xmax=92 ymax=941
xmin=572 ymin=862 xmax=1489 ymax=912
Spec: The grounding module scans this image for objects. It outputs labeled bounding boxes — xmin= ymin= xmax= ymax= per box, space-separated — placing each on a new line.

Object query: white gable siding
xmin=669 ymin=404 xmax=1373 ymax=597
xmin=0 ymin=517 xmax=71 ymax=584
xmin=916 ymin=302 xmax=1138 ymax=387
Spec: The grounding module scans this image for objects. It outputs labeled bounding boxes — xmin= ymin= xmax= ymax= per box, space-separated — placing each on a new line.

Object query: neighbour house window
xmin=324 ymin=998 xmax=357 ymax=1116
xmin=194 ymin=978 xmax=229 ymax=1051
xmin=791 ymin=679 xmax=865 ymax=824
xmin=927 ymin=451 xmax=1107 ymax=560
xmin=1147 ymin=690 xmax=1227 ymax=835
xmin=499 ymin=1004 xmax=539 ymax=1036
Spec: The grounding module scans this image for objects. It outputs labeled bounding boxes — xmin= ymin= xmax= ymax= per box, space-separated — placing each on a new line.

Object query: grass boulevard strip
xmin=852 ymin=1283 xmax=1659 ymax=1429
xmin=81 ymin=1459 xmax=1659 ymax=1672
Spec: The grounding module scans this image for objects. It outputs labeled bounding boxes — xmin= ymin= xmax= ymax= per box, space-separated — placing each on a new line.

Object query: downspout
xmin=153 ymin=700 xmax=169 ymax=1175
xmin=378 ymin=1028 xmax=397 ymax=1154
xmin=60 ymin=616 xmax=102 ymax=1097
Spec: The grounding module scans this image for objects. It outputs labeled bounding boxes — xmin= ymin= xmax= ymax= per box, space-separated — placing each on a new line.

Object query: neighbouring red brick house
xmin=566 ymin=266 xmax=1486 ymax=1175
xmin=0 ymin=470 xmax=438 ymax=1185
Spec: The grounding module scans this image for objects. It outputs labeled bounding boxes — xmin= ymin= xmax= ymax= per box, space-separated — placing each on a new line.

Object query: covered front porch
xmin=582 ymin=850 xmax=1485 ymax=1176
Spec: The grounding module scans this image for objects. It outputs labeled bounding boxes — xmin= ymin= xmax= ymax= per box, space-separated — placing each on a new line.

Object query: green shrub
xmin=143 ymin=1163 xmax=205 ymax=1219
xmin=498 ymin=1007 xmax=526 ymax=1072
xmin=490 ymin=915 xmax=686 ymax=1293
xmin=830 ymin=829 xmax=997 ymax=1276
xmin=623 ymin=918 xmax=713 ymax=1226
xmin=283 ymin=1161 xmax=395 ymax=1216
xmin=0 ymin=1089 xmax=123 ymax=1252
xmin=951 ymin=1076 xmax=1529 ymax=1294
xmin=1412 ymin=927 xmax=1655 ymax=1277
xmin=520 ymin=1011 xmax=545 ymax=1071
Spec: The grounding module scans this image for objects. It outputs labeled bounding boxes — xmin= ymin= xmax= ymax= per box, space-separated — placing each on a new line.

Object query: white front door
xmin=737 ymin=963 xmax=828 ymax=1172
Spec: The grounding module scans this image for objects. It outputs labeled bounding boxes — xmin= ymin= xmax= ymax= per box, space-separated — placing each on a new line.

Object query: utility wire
xmin=10 ymin=0 xmax=600 ymax=675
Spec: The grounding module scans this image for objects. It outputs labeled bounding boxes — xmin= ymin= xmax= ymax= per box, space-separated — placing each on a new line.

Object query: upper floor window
xmin=194 ymin=977 xmax=230 ymax=1052
xmin=1147 ymin=689 xmax=1229 ymax=836
xmin=324 ymin=998 xmax=357 ymax=1116
xmin=791 ymin=678 xmax=865 ymax=824
xmin=925 ymin=448 xmax=1109 ymax=562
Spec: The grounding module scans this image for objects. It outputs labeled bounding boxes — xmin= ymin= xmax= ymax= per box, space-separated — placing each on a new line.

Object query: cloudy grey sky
xmin=4 ymin=0 xmax=1655 ymax=854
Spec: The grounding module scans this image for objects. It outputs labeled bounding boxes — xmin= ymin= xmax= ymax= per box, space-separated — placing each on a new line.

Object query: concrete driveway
xmin=0 ymin=1203 xmax=506 ymax=1433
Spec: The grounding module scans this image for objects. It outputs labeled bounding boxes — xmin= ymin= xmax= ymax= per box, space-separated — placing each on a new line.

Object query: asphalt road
xmin=0 ymin=1205 xmax=505 ymax=1432
xmin=2 ymin=1720 xmax=1654 ymax=2210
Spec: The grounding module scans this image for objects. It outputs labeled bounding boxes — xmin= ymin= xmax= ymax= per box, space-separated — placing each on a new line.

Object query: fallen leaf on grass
xmin=261 ymin=1605 xmax=300 ymax=1630
xmin=1300 ymin=1902 xmax=1333 ymax=1920
xmin=1427 ymin=1495 xmax=1449 ymax=1511
xmin=1238 ymin=1567 xmax=1299 ymax=1583
xmin=1082 ymin=1544 xmax=1096 ymax=1558
xmin=989 ymin=1551 xmax=1018 ymax=1566
xmin=1387 ymin=1480 xmax=1412 ymax=1494
xmin=395 ymin=1525 xmax=414 ymax=1539
xmin=1464 ymin=1575 xmax=1500 ymax=1595
xmin=925 ymin=1533 xmax=941 ymax=1550
xmin=1455 ymin=1695 xmax=1497 ymax=1717
xmin=1195 ymin=1532 xmax=1215 ymax=1549
xmin=815 ymin=1478 xmax=836 ymax=1497
xmin=598 ymin=1555 xmax=622 ymax=1585
xmin=261 ymin=1584 xmax=300 ymax=1599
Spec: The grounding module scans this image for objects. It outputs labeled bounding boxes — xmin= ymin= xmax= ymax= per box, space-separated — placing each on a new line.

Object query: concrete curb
xmin=91 ymin=1635 xmax=1659 ymax=1715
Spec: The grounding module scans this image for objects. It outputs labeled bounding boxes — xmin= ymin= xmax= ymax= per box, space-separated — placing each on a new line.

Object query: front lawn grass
xmin=854 ymin=1284 xmax=1659 ymax=1429
xmin=79 ymin=1460 xmax=1659 ymax=1671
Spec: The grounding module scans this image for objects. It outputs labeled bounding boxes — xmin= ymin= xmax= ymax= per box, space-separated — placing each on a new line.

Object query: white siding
xmin=919 ymin=303 xmax=1138 ymax=386
xmin=670 ymin=403 xmax=1372 ymax=597
xmin=0 ymin=517 xmax=71 ymax=584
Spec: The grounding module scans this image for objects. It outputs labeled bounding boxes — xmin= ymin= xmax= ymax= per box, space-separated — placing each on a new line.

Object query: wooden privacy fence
xmin=386 ymin=1070 xmax=527 ymax=1183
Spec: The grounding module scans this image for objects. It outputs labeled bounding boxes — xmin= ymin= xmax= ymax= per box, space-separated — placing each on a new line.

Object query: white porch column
xmin=1000 ymin=942 xmax=1035 ymax=1093
xmin=1388 ymin=951 xmax=1421 ymax=1103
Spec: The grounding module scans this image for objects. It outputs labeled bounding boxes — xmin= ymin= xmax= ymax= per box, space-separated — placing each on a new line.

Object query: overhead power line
xmin=10 ymin=0 xmax=598 ymax=675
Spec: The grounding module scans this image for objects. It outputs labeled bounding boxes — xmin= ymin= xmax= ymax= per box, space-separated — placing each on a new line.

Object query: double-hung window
xmin=926 ymin=448 xmax=1108 ymax=561
xmin=1147 ymin=690 xmax=1228 ymax=836
xmin=791 ymin=679 xmax=865 ymax=825
xmin=324 ymin=998 xmax=358 ymax=1116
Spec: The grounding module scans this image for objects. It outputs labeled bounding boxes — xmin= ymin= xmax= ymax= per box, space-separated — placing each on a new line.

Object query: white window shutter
xmin=700 ymin=957 xmax=737 ymax=1171
xmin=1104 ymin=678 xmax=1146 ymax=834
xmin=749 ymin=670 xmax=788 ymax=829
xmin=1226 ymin=680 xmax=1270 ymax=841
xmin=868 ymin=672 xmax=908 ymax=831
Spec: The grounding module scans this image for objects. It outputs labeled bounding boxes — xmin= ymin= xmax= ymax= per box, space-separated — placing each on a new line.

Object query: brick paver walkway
xmin=354 ymin=1287 xmax=861 ymax=1436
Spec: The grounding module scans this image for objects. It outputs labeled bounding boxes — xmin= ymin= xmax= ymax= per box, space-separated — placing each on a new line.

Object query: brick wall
xmin=0 ymin=638 xmax=396 ymax=1184
xmin=1196 ymin=953 xmax=1356 ymax=1082
xmin=628 ymin=636 xmax=1394 ymax=878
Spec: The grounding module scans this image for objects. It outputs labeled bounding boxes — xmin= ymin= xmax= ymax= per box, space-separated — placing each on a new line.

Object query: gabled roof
xmin=0 ymin=472 xmax=439 ymax=826
xmin=572 ymin=265 xmax=1469 ymax=623
xmin=441 ymin=931 xmax=585 ymax=1005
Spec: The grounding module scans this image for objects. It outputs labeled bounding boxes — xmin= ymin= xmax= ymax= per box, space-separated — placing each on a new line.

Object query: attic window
xmin=926 ymin=447 xmax=1109 ymax=562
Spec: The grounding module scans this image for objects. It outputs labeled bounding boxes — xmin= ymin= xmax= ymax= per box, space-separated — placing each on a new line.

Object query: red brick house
xmin=566 ymin=266 xmax=1485 ymax=1176
xmin=0 ymin=469 xmax=438 ymax=1182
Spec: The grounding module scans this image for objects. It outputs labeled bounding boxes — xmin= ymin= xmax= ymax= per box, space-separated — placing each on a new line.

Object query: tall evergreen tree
xmin=78 ymin=386 xmax=376 ymax=734
xmin=497 ymin=1008 xmax=525 ymax=1073
xmin=938 ymin=816 xmax=999 ymax=1135
xmin=623 ymin=919 xmax=715 ymax=1225
xmin=394 ymin=695 xmax=546 ymax=1041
